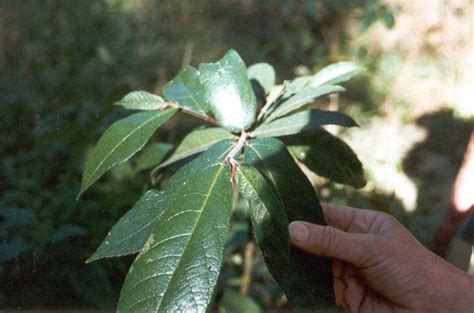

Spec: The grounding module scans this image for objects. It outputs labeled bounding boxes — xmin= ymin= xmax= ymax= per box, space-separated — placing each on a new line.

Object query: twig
xmin=225 ymin=131 xmax=248 ymax=184
xmin=163 ymin=101 xmax=219 ymax=126
xmin=181 ymin=42 xmax=194 ymax=68
xmin=256 ymin=84 xmax=285 ymax=121
xmin=240 ymin=226 xmax=254 ymax=295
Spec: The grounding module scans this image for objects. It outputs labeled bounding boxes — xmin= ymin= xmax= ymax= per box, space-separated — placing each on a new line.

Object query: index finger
xmin=321 ymin=202 xmax=381 ymax=233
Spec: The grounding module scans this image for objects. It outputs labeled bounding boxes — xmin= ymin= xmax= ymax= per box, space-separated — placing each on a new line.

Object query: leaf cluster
xmin=79 ymin=49 xmax=366 ymax=312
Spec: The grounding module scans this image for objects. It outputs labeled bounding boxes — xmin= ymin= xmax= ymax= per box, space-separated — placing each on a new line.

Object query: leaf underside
xmin=115 ymin=91 xmax=166 ymax=111
xmin=78 ymin=108 xmax=177 ymax=198
xmin=244 ymin=137 xmax=335 ymax=311
xmin=117 ymin=140 xmax=234 ymax=313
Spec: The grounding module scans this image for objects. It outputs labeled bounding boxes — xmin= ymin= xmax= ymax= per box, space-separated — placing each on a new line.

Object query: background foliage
xmin=1 ymin=0 xmax=472 ymax=310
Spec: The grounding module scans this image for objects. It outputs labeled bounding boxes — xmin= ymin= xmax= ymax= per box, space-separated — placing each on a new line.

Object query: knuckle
xmin=320 ymin=226 xmax=339 ymax=253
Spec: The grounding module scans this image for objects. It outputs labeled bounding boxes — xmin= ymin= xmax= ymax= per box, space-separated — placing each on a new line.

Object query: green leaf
xmin=199 ymin=49 xmax=257 ymax=132
xmin=78 ymin=109 xmax=177 ymax=198
xmin=157 ymin=127 xmax=234 ymax=170
xmin=118 ymin=140 xmax=234 ymax=312
xmin=286 ymin=62 xmax=361 ymax=94
xmin=244 ymin=137 xmax=335 ymax=310
xmin=254 ymin=109 xmax=358 ymax=138
xmin=164 ymin=66 xmax=210 ymax=114
xmin=86 ymin=190 xmax=172 ymax=263
xmin=247 ymin=62 xmax=276 ymax=95
xmin=265 ymin=85 xmax=346 ymax=122
xmin=236 ymin=165 xmax=290 ymax=262
xmin=285 ymin=129 xmax=366 ymax=188
xmin=135 ymin=143 xmax=173 ymax=173
xmin=219 ymin=290 xmax=261 ymax=313
xmin=115 ymin=91 xmax=166 ymax=111
xmin=311 ymin=62 xmax=361 ymax=88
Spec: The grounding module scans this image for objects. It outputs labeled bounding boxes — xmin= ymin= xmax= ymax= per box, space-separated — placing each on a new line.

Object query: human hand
xmin=288 ymin=203 xmax=474 ymax=313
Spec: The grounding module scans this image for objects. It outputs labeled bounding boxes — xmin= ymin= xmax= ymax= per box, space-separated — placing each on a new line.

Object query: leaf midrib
xmin=84 ymin=111 xmax=166 ymax=189
xmin=128 ymin=162 xmax=226 ymax=311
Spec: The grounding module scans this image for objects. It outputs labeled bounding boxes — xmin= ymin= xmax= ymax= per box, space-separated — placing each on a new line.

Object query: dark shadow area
xmin=403 ymin=109 xmax=473 ymax=248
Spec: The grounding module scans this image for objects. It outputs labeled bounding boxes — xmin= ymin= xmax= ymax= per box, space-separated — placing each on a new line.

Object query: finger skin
xmin=288 ymin=221 xmax=383 ymax=268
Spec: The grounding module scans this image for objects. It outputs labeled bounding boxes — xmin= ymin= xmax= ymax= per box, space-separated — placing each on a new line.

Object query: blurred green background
xmin=1 ymin=0 xmax=472 ymax=310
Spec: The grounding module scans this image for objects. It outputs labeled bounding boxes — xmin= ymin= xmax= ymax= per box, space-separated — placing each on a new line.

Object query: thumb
xmin=288 ymin=221 xmax=379 ymax=267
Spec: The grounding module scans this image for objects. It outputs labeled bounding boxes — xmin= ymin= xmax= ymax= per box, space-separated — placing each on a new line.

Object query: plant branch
xmin=240 ymin=223 xmax=254 ymax=296
xmin=164 ymin=101 xmax=219 ymax=126
xmin=256 ymin=84 xmax=285 ymax=121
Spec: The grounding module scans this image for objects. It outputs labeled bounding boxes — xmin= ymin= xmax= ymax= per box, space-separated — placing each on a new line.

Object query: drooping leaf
xmin=247 ymin=62 xmax=276 ymax=95
xmin=199 ymin=49 xmax=257 ymax=132
xmin=87 ymin=190 xmax=172 ymax=263
xmin=157 ymin=127 xmax=234 ymax=170
xmin=78 ymin=109 xmax=177 ymax=198
xmin=163 ymin=66 xmax=210 ymax=115
xmin=219 ymin=289 xmax=261 ymax=313
xmin=265 ymin=85 xmax=346 ymax=122
xmin=118 ymin=140 xmax=234 ymax=312
xmin=244 ymin=137 xmax=335 ymax=310
xmin=115 ymin=91 xmax=166 ymax=111
xmin=236 ymin=164 xmax=290 ymax=266
xmin=284 ymin=129 xmax=366 ymax=188
xmin=254 ymin=109 xmax=358 ymax=138
xmin=135 ymin=143 xmax=173 ymax=173
xmin=311 ymin=62 xmax=361 ymax=88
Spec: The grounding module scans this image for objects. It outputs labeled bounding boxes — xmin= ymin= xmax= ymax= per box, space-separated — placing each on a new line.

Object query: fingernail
xmin=288 ymin=222 xmax=309 ymax=242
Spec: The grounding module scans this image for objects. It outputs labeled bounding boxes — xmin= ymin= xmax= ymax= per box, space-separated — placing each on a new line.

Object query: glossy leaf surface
xmin=78 ymin=109 xmax=177 ymax=197
xmin=285 ymin=129 xmax=366 ymax=188
xmin=116 ymin=91 xmax=166 ymax=111
xmin=254 ymin=109 xmax=358 ymax=138
xmin=118 ymin=140 xmax=234 ymax=313
xmin=266 ymin=85 xmax=346 ymax=122
xmin=158 ymin=127 xmax=234 ymax=170
xmin=163 ymin=66 xmax=210 ymax=114
xmin=236 ymin=165 xmax=290 ymax=263
xmin=199 ymin=49 xmax=257 ymax=131
xmin=244 ymin=137 xmax=335 ymax=310
xmin=247 ymin=62 xmax=276 ymax=95
xmin=87 ymin=190 xmax=172 ymax=263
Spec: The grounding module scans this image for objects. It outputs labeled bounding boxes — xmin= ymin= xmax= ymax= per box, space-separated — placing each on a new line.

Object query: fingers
xmin=321 ymin=202 xmax=388 ymax=233
xmin=289 ymin=221 xmax=378 ymax=267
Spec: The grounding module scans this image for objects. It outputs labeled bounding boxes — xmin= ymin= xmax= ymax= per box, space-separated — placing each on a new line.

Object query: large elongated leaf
xmin=254 ymin=109 xmax=357 ymax=138
xmin=266 ymin=85 xmax=346 ymax=122
xmin=244 ymin=137 xmax=335 ymax=310
xmin=311 ymin=61 xmax=361 ymax=88
xmin=247 ymin=62 xmax=276 ymax=95
xmin=163 ymin=66 xmax=210 ymax=115
xmin=236 ymin=165 xmax=290 ymax=262
xmin=115 ymin=91 xmax=166 ymax=111
xmin=286 ymin=61 xmax=361 ymax=94
xmin=118 ymin=140 xmax=234 ymax=313
xmin=199 ymin=49 xmax=257 ymax=132
xmin=86 ymin=190 xmax=173 ymax=263
xmin=78 ymin=109 xmax=177 ymax=198
xmin=284 ymin=129 xmax=366 ymax=188
xmin=157 ymin=127 xmax=234 ymax=170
